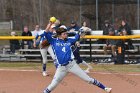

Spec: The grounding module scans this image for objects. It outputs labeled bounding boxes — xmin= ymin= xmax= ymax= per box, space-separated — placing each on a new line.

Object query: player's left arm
xmin=68 ymin=29 xmax=85 ymax=44
xmin=68 ymin=34 xmax=80 ymax=44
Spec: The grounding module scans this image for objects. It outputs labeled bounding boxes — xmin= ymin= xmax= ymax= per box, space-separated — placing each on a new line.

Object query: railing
xmin=0 ymin=39 xmax=140 ymax=63
xmin=0 ymin=32 xmax=140 ymax=63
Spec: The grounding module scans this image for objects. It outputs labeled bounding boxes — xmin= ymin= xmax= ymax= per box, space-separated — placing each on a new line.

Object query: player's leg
xmin=68 ymin=60 xmax=112 ymax=93
xmin=73 ymin=47 xmax=92 ymax=73
xmin=47 ymin=45 xmax=55 ymax=60
xmin=43 ymin=66 xmax=68 ymax=93
xmin=40 ymin=47 xmax=48 ymax=76
xmin=73 ymin=47 xmax=82 ymax=64
xmin=47 ymin=45 xmax=58 ymax=68
xmin=82 ymin=60 xmax=93 ymax=73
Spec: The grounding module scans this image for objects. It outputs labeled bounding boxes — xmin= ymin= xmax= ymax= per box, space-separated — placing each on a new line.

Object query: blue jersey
xmin=44 ymin=32 xmax=80 ymax=65
xmin=35 ymin=30 xmax=50 ymax=46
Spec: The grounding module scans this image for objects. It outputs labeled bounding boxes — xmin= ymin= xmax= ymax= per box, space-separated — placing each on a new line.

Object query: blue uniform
xmin=34 ymin=30 xmax=55 ymax=76
xmin=44 ymin=32 xmax=80 ymax=66
xmin=43 ymin=31 xmax=110 ymax=93
xmin=43 ymin=23 xmax=112 ymax=93
xmin=35 ymin=30 xmax=48 ymax=47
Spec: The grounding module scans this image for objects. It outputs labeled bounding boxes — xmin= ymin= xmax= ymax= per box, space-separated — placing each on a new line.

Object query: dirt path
xmin=0 ymin=69 xmax=140 ymax=93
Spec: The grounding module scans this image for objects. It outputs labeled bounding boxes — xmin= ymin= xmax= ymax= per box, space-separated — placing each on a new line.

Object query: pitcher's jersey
xmin=44 ymin=32 xmax=80 ymax=65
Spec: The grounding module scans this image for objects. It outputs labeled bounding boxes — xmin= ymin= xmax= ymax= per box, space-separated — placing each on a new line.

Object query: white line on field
xmin=0 ymin=69 xmax=39 ymax=72
xmin=0 ymin=69 xmax=140 ymax=76
xmin=91 ymin=72 xmax=140 ymax=76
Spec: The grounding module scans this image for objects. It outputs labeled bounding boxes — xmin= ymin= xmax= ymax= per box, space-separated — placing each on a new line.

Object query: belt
xmin=60 ymin=59 xmax=74 ymax=66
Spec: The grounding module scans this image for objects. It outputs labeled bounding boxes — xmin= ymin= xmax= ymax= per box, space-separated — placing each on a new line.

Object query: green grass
xmin=0 ymin=62 xmax=40 ymax=68
xmin=91 ymin=64 xmax=140 ymax=73
xmin=0 ymin=62 xmax=54 ymax=70
xmin=0 ymin=62 xmax=140 ymax=73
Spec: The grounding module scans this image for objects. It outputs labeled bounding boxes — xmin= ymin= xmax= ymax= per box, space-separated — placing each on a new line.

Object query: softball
xmin=50 ymin=17 xmax=56 ymax=23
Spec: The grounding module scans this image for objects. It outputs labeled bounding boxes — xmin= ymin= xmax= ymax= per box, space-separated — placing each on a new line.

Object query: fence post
xmin=89 ymin=39 xmax=92 ymax=61
xmin=10 ymin=20 xmax=13 ymax=30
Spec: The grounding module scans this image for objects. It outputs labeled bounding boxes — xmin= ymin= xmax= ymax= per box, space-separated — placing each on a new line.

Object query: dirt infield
xmin=0 ymin=68 xmax=140 ymax=93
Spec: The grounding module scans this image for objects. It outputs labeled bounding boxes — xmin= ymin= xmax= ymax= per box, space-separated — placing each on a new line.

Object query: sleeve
xmin=75 ymin=26 xmax=80 ymax=31
xmin=67 ymin=27 xmax=71 ymax=31
xmin=35 ymin=30 xmax=45 ymax=40
xmin=68 ymin=34 xmax=80 ymax=44
xmin=43 ymin=31 xmax=54 ymax=44
xmin=36 ymin=33 xmax=44 ymax=39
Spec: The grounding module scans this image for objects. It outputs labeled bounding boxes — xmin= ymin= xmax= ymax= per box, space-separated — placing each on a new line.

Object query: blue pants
xmin=73 ymin=47 xmax=83 ymax=64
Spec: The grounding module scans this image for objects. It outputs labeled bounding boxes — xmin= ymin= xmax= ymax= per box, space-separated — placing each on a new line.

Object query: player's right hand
xmin=45 ymin=22 xmax=53 ymax=32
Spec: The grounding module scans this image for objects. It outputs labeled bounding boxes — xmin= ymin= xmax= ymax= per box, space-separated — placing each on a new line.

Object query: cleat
xmin=43 ymin=90 xmax=46 ymax=93
xmin=88 ymin=65 xmax=93 ymax=69
xmin=43 ymin=89 xmax=51 ymax=93
xmin=105 ymin=88 xmax=112 ymax=93
xmin=42 ymin=71 xmax=49 ymax=76
xmin=84 ymin=69 xmax=90 ymax=73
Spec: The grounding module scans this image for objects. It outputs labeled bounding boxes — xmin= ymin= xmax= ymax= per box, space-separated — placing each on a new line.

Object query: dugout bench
xmin=80 ymin=30 xmax=140 ymax=64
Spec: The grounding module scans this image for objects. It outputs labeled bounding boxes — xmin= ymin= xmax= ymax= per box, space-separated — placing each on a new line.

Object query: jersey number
xmin=62 ymin=47 xmax=66 ymax=52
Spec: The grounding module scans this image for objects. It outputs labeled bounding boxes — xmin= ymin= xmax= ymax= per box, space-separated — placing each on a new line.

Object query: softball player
xmin=43 ymin=23 xmax=112 ymax=93
xmin=68 ymin=22 xmax=93 ymax=73
xmin=72 ymin=41 xmax=93 ymax=73
xmin=33 ymin=29 xmax=55 ymax=76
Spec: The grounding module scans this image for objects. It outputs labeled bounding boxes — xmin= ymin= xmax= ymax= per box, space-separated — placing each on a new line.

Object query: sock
xmin=43 ymin=64 xmax=46 ymax=72
xmin=92 ymin=79 xmax=106 ymax=90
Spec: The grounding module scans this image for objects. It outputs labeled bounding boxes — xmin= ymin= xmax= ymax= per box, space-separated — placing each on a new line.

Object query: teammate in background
xmin=32 ymin=24 xmax=55 ymax=76
xmin=72 ymin=41 xmax=93 ymax=73
xmin=43 ymin=22 xmax=112 ymax=93
xmin=68 ymin=21 xmax=93 ymax=73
